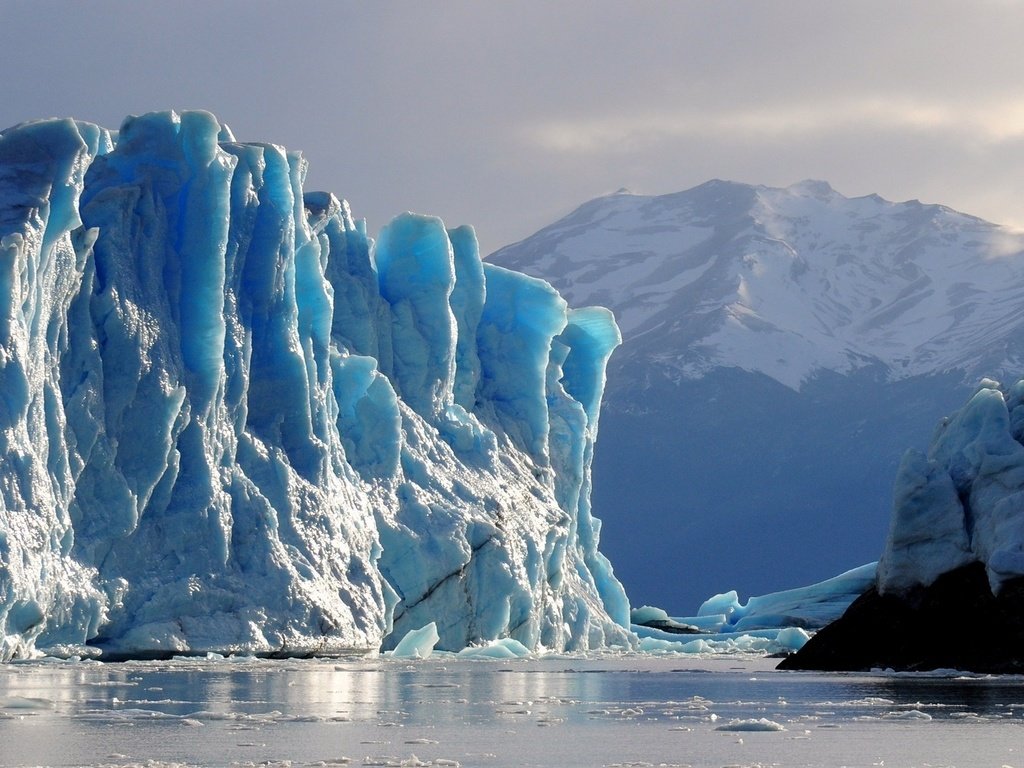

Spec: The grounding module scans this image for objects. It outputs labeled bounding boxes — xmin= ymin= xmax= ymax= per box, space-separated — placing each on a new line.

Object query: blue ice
xmin=0 ymin=111 xmax=631 ymax=660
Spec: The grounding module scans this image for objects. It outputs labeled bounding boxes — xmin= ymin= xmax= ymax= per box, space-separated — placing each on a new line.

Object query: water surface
xmin=1 ymin=655 xmax=1021 ymax=767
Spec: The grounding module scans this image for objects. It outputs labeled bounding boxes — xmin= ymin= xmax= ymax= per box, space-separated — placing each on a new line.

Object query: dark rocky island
xmin=780 ymin=380 xmax=1024 ymax=673
xmin=778 ymin=563 xmax=1024 ymax=673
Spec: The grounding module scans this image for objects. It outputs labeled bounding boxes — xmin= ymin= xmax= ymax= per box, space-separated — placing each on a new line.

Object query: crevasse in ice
xmin=0 ymin=110 xmax=632 ymax=660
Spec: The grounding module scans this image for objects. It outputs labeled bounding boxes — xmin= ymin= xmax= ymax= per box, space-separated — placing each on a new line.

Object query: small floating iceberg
xmin=389 ymin=623 xmax=440 ymax=659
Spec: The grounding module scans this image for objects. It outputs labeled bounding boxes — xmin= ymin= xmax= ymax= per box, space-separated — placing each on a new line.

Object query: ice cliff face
xmin=782 ymin=378 xmax=1024 ymax=673
xmin=0 ymin=110 xmax=631 ymax=660
xmin=879 ymin=378 xmax=1024 ymax=595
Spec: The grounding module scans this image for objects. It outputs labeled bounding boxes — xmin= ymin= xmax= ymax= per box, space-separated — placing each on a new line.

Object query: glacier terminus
xmin=0 ymin=110 xmax=634 ymax=660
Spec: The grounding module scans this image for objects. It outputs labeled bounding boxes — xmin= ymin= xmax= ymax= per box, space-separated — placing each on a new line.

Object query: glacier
xmin=0 ymin=110 xmax=632 ymax=660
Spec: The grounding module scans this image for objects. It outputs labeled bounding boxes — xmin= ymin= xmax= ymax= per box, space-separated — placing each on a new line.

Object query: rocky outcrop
xmin=778 ymin=563 xmax=1024 ymax=673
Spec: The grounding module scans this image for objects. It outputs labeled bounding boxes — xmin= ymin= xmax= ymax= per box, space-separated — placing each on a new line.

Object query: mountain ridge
xmin=492 ymin=179 xmax=1024 ymax=392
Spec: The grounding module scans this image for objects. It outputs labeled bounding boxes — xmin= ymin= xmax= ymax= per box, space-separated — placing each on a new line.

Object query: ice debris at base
xmin=636 ymin=626 xmax=810 ymax=656
xmin=629 ymin=564 xmax=877 ymax=655
xmin=456 ymin=637 xmax=532 ymax=659
xmin=0 ymin=111 xmax=633 ymax=660
xmin=695 ymin=562 xmax=877 ymax=633
xmin=879 ymin=378 xmax=1024 ymax=595
xmin=389 ymin=622 xmax=440 ymax=659
xmin=630 ymin=605 xmax=670 ymax=625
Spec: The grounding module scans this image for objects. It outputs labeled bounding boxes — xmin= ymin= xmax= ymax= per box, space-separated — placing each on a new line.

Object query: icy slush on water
xmin=0 ymin=655 xmax=1022 ymax=768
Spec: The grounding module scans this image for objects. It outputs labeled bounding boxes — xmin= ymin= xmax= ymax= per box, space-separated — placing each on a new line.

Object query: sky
xmin=3 ymin=1 xmax=1024 ymax=255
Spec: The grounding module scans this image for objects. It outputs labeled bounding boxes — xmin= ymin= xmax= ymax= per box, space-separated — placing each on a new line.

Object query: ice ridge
xmin=0 ymin=111 xmax=632 ymax=660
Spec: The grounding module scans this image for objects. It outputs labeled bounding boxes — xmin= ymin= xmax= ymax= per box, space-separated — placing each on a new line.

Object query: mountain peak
xmin=785 ymin=179 xmax=836 ymax=198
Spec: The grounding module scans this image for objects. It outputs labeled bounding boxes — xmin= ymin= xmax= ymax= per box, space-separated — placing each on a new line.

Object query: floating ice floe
xmin=714 ymin=717 xmax=787 ymax=732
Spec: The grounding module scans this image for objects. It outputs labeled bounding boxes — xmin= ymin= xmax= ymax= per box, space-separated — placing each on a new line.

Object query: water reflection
xmin=871 ymin=675 xmax=1024 ymax=717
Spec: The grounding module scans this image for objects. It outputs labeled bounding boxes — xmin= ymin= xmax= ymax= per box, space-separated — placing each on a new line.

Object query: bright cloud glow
xmin=524 ymin=97 xmax=1024 ymax=154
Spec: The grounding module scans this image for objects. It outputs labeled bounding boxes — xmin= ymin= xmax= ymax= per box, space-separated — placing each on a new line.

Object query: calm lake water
xmin=0 ymin=654 xmax=1021 ymax=767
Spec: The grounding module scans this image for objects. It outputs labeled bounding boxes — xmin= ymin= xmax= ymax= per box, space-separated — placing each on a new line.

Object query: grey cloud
xmin=2 ymin=0 xmax=1024 ymax=250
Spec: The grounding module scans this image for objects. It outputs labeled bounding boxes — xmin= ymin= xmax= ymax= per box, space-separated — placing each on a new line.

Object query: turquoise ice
xmin=0 ymin=111 xmax=632 ymax=660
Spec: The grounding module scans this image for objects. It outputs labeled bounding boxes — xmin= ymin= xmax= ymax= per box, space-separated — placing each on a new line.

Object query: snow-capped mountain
xmin=490 ymin=180 xmax=1024 ymax=611
xmin=493 ymin=180 xmax=1024 ymax=391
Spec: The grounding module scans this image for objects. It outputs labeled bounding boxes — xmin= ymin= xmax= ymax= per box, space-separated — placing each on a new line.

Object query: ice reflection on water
xmin=0 ymin=655 xmax=1022 ymax=767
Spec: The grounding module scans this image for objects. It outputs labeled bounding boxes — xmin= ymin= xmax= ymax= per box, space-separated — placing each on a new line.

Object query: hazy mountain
xmin=490 ymin=180 xmax=1024 ymax=610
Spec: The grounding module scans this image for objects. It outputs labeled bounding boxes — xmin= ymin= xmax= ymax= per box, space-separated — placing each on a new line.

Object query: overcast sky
xmin=3 ymin=1 xmax=1024 ymax=254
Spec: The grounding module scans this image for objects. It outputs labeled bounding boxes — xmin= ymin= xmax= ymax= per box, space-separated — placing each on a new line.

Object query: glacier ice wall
xmin=878 ymin=378 xmax=1024 ymax=595
xmin=0 ymin=110 xmax=631 ymax=660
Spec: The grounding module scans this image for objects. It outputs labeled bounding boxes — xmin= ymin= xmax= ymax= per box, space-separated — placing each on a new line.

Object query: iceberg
xmin=629 ymin=566 xmax=872 ymax=656
xmin=389 ymin=622 xmax=440 ymax=659
xmin=0 ymin=111 xmax=632 ymax=660
xmin=456 ymin=637 xmax=532 ymax=659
